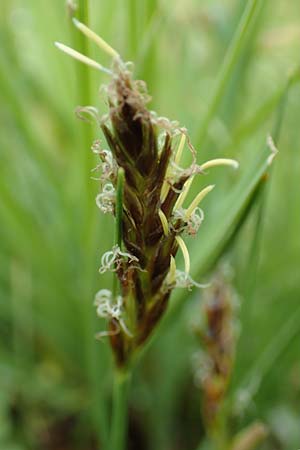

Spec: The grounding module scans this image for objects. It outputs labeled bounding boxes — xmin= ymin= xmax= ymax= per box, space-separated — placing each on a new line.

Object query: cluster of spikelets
xmin=192 ymin=269 xmax=238 ymax=430
xmin=55 ymin=20 xmax=239 ymax=367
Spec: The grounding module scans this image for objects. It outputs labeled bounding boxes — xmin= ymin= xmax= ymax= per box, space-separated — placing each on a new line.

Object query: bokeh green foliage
xmin=0 ymin=0 xmax=299 ymax=449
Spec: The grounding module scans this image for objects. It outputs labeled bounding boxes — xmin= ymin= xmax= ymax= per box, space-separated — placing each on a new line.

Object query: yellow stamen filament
xmin=168 ymin=256 xmax=177 ymax=285
xmin=173 ymin=176 xmax=194 ymax=210
xmin=174 ymin=134 xmax=186 ymax=165
xmin=186 ymin=185 xmax=215 ymax=218
xmin=201 ymin=158 xmax=239 ymax=171
xmin=158 ymin=209 xmax=169 ymax=236
xmin=176 ymin=236 xmax=190 ymax=274
xmin=72 ymin=18 xmax=119 ymax=59
xmin=54 ymin=42 xmax=111 ymax=73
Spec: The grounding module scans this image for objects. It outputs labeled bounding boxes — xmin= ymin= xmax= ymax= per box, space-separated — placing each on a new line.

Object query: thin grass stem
xmin=110 ymin=369 xmax=131 ymax=450
xmin=127 ymin=0 xmax=138 ymax=58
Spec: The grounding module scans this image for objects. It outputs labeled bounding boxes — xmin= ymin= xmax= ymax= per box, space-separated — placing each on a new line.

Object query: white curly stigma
xmin=94 ymin=289 xmax=132 ymax=337
xmin=165 ymin=257 xmax=208 ymax=291
xmin=91 ymin=144 xmax=117 ymax=182
xmin=95 ymin=183 xmax=115 ymax=214
xmin=94 ymin=289 xmax=122 ymax=319
xmin=173 ymin=206 xmax=204 ymax=236
xmin=174 ymin=271 xmax=209 ymax=290
xmin=101 ymin=150 xmax=117 ymax=180
xmin=99 ymin=245 xmax=139 ymax=274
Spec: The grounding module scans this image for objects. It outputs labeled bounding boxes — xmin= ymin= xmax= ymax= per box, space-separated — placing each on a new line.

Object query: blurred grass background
xmin=0 ymin=0 xmax=299 ymax=449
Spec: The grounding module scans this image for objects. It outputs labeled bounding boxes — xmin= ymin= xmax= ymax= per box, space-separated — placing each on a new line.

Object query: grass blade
xmin=195 ymin=0 xmax=264 ymax=149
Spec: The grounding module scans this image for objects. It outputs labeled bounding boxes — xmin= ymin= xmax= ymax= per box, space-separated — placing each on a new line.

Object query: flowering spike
xmin=176 ymin=236 xmax=190 ymax=274
xmin=94 ymin=289 xmax=133 ymax=338
xmin=72 ymin=18 xmax=119 ymax=59
xmin=186 ymin=185 xmax=215 ymax=218
xmin=54 ymin=42 xmax=112 ymax=74
xmin=56 ymin=24 xmax=239 ymax=366
xmin=158 ymin=209 xmax=169 ymax=236
xmin=201 ymin=158 xmax=239 ymax=171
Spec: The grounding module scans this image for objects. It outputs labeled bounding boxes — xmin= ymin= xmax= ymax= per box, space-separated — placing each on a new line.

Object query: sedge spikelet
xmin=55 ymin=21 xmax=239 ymax=367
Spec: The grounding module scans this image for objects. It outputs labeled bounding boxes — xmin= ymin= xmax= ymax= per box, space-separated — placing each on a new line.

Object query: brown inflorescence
xmin=55 ymin=22 xmax=238 ymax=368
xmin=193 ymin=271 xmax=237 ymax=429
xmin=97 ymin=60 xmax=201 ymax=366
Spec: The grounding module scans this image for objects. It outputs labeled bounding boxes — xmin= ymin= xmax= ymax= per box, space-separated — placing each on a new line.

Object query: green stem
xmin=111 ymin=172 xmax=130 ymax=450
xmin=110 ymin=369 xmax=131 ymax=450
xmin=127 ymin=0 xmax=138 ymax=58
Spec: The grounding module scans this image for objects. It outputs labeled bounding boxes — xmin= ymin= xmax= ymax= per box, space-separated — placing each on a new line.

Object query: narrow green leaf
xmin=195 ymin=0 xmax=264 ymax=149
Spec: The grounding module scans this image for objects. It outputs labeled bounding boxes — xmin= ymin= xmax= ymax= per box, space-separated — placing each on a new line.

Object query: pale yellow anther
xmin=158 ymin=209 xmax=169 ymax=236
xmin=160 ymin=134 xmax=186 ymax=203
xmin=174 ymin=134 xmax=186 ymax=165
xmin=160 ymin=180 xmax=170 ymax=203
xmin=175 ymin=236 xmax=190 ymax=274
xmin=168 ymin=256 xmax=177 ymax=285
xmin=173 ymin=176 xmax=194 ymax=211
xmin=72 ymin=18 xmax=119 ymax=59
xmin=54 ymin=42 xmax=111 ymax=74
xmin=201 ymin=158 xmax=239 ymax=171
xmin=186 ymin=185 xmax=215 ymax=218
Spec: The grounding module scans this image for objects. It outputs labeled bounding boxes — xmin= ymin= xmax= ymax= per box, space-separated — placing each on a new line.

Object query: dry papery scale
xmin=55 ymin=19 xmax=239 ymax=367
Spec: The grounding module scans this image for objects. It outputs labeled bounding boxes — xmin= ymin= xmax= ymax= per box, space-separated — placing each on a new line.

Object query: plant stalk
xmin=127 ymin=0 xmax=138 ymax=58
xmin=110 ymin=369 xmax=131 ymax=450
xmin=110 ymin=170 xmax=129 ymax=450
